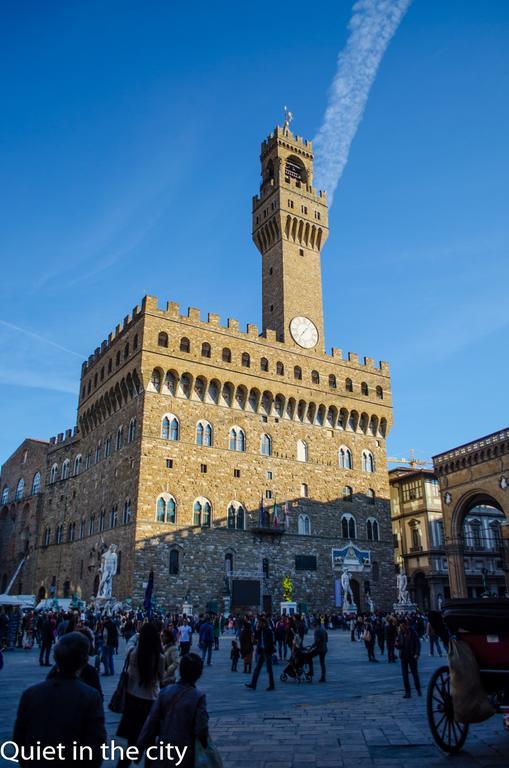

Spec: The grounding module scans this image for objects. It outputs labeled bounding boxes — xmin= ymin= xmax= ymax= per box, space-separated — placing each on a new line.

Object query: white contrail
xmin=314 ymin=0 xmax=413 ymax=203
xmin=0 ymin=319 xmax=84 ymax=358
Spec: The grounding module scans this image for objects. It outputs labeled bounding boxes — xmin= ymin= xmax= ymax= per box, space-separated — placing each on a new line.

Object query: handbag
xmin=194 ymin=738 xmax=224 ymax=768
xmin=108 ymin=650 xmax=132 ymax=713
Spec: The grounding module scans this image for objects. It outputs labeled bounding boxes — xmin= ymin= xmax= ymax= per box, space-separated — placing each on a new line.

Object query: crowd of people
xmin=1 ymin=603 xmax=446 ymax=766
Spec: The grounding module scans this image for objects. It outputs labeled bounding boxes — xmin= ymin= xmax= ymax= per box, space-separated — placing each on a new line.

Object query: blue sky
xmin=1 ymin=0 xmax=508 ymax=464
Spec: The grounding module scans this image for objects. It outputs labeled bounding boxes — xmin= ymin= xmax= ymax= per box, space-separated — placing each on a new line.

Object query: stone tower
xmin=252 ymin=124 xmax=329 ymax=350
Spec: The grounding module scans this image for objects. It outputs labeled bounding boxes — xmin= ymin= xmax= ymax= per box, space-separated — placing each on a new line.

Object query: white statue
xmin=341 ymin=569 xmax=354 ymax=609
xmin=437 ymin=594 xmax=443 ymax=611
xmin=367 ymin=595 xmax=375 ymax=614
xmin=97 ymin=544 xmax=118 ymax=598
xmin=396 ymin=570 xmax=409 ymax=605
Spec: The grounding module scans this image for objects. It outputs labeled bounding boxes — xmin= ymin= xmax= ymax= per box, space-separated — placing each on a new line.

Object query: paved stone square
xmin=1 ymin=632 xmax=507 ymax=767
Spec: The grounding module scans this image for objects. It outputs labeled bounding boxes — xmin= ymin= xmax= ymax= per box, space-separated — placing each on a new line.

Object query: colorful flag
xmin=144 ymin=570 xmax=154 ymax=617
xmin=259 ymin=496 xmax=264 ymax=526
xmin=284 ymin=501 xmax=290 ymax=530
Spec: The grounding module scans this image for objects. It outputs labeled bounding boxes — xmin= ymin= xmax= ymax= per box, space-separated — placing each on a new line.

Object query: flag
xmin=144 ymin=570 xmax=154 ymax=617
xmin=273 ymin=504 xmax=279 ymax=528
xmin=259 ymin=497 xmax=264 ymax=527
xmin=284 ymin=501 xmax=290 ymax=530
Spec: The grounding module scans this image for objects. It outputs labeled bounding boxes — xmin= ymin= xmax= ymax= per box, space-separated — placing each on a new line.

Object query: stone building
xmin=0 ymin=124 xmax=395 ymax=612
xmin=390 ymin=467 xmax=448 ymax=610
xmin=432 ymin=428 xmax=509 ymax=599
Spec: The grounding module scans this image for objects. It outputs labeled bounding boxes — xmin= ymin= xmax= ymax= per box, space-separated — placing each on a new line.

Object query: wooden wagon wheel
xmin=427 ymin=665 xmax=469 ymax=754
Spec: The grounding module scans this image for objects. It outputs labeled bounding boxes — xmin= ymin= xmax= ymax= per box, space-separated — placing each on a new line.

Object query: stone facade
xmin=432 ymin=428 xmax=509 ymax=598
xmin=0 ymin=124 xmax=396 ymax=613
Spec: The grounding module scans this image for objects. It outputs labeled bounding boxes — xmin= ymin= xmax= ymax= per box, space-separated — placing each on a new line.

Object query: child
xmin=231 ymin=640 xmax=240 ymax=672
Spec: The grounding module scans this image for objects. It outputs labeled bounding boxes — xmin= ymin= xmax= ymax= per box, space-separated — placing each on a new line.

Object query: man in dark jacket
xmin=13 ymin=632 xmax=106 ymax=767
xmin=102 ymin=616 xmax=118 ymax=676
xmin=310 ymin=621 xmax=328 ymax=682
xmin=245 ymin=617 xmax=275 ymax=691
xmin=39 ymin=614 xmax=54 ymax=667
xmin=397 ymin=620 xmax=421 ymax=698
xmin=198 ymin=616 xmax=214 ymax=666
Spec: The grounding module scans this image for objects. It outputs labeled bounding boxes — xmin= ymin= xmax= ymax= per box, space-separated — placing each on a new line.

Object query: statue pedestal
xmin=280 ymin=601 xmax=297 ymax=616
xmin=90 ymin=596 xmax=119 ymax=612
xmin=393 ymin=601 xmax=417 ymax=614
xmin=342 ymin=601 xmax=357 ymax=615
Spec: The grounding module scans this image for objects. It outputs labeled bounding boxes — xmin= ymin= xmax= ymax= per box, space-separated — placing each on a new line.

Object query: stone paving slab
xmin=0 ymin=632 xmax=508 ymax=767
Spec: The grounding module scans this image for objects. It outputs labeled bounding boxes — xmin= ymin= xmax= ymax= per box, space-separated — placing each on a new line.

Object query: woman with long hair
xmin=117 ymin=622 xmax=165 ymax=768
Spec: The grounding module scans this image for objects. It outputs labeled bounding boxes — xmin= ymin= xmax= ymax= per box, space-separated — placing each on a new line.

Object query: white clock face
xmin=290 ymin=316 xmax=319 ymax=349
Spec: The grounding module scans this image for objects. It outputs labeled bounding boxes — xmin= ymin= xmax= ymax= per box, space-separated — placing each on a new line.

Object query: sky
xmin=0 ymin=0 xmax=508 ymax=465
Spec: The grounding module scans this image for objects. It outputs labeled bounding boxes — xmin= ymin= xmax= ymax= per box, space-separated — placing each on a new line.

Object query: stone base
xmin=342 ymin=602 xmax=357 ymax=615
xmin=280 ymin=601 xmax=298 ymax=616
xmin=393 ymin=602 xmax=417 ymax=614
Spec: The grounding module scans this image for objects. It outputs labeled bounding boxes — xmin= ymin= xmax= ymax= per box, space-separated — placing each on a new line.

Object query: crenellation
xmin=187 ymin=307 xmax=201 ymax=321
xmin=247 ymin=323 xmax=258 ymax=337
xmin=331 ymin=347 xmax=343 ymax=359
xmin=208 ymin=312 xmax=220 ymax=326
xmin=364 ymin=356 xmax=374 ymax=368
xmin=348 ymin=352 xmax=359 ymax=364
xmin=166 ymin=301 xmax=180 ymax=317
xmin=228 ymin=318 xmax=239 ymax=331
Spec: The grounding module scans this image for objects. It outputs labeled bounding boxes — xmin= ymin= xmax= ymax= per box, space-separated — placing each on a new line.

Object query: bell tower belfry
xmin=252 ymin=119 xmax=329 ymax=351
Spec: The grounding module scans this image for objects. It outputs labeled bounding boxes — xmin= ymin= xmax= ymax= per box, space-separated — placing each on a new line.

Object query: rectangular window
xmin=265 ymin=490 xmax=272 ymax=500
xmin=166 ymin=459 xmax=173 ymax=469
xmin=267 ymin=471 xmax=273 ymax=480
xmin=288 ymin=199 xmax=294 ymax=208
xmin=295 ymin=555 xmax=317 ymax=571
xmin=401 ymin=480 xmax=423 ymax=502
xmin=234 ymin=469 xmax=241 ymax=478
xmin=200 ymin=464 xmax=207 ymax=474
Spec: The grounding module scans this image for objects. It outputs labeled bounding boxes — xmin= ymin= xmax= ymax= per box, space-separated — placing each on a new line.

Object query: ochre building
xmin=1 ymin=124 xmax=395 ymax=613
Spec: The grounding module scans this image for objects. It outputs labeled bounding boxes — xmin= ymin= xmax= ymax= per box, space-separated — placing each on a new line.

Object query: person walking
xmin=239 ymin=620 xmax=254 ymax=673
xmin=363 ymin=621 xmax=377 ymax=662
xmin=161 ymin=628 xmax=179 ymax=687
xmin=275 ymin=617 xmax=287 ymax=661
xmin=102 ymin=616 xmax=118 ymax=676
xmin=386 ymin=616 xmax=398 ymax=663
xmin=245 ymin=617 xmax=275 ymax=691
xmin=397 ymin=620 xmax=422 ymax=698
xmin=138 ymin=653 xmax=209 ymax=768
xmin=310 ymin=620 xmax=328 ymax=682
xmin=198 ymin=615 xmax=214 ymax=666
xmin=213 ymin=615 xmax=220 ymax=651
xmin=38 ymin=613 xmax=54 ymax=667
xmin=426 ymin=621 xmax=443 ymax=657
xmin=374 ymin=617 xmax=385 ymax=656
xmin=230 ymin=640 xmax=240 ymax=671
xmin=116 ymin=623 xmax=165 ymax=768
xmin=14 ymin=633 xmax=106 ymax=767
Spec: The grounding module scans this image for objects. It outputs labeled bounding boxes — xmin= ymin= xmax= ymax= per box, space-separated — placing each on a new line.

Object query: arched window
xmin=366 ymin=489 xmax=376 ymax=505
xmin=345 ymin=378 xmax=353 ymax=392
xmin=128 ymin=418 xmax=137 ymax=443
xmin=294 ymin=366 xmax=302 ymax=380
xmin=222 ymin=347 xmax=232 ymax=363
xmin=193 ymin=498 xmax=212 ymax=527
xmin=260 ymin=357 xmax=269 ymax=372
xmin=88 ymin=515 xmax=95 ymax=536
xmin=156 ymin=494 xmax=176 ymax=524
xmin=311 ymin=370 xmax=320 ymax=385
xmin=116 ymin=426 xmax=124 ymax=450
xmin=490 ymin=520 xmax=502 ymax=549
xmin=329 ymin=374 xmax=337 ymax=389
xmin=79 ymin=518 xmax=85 ymax=539
xmin=469 ymin=519 xmax=483 ymax=550
xmin=201 ymin=342 xmax=211 ymax=358
xmin=150 ymin=369 xmax=161 ymax=393
xmin=56 ymin=524 xmax=63 ymax=544
xmin=99 ymin=509 xmax=105 ymax=532
xmin=297 ymin=439 xmax=308 ymax=462
xmin=180 ymin=337 xmax=190 ymax=353
xmin=1 ymin=485 xmax=8 ymax=504
xmin=276 ymin=361 xmax=284 ymax=376
xmin=123 ymin=498 xmax=132 ymax=524
xmin=339 ymin=446 xmax=353 ymax=469
xmin=68 ymin=522 xmax=75 ymax=542
xmin=15 ymin=478 xmax=25 ymax=500
xmin=73 ymin=455 xmax=82 ymax=476
xmin=225 ymin=553 xmax=233 ymax=574
xmin=61 ymin=460 xmax=70 ymax=481
xmin=241 ymin=352 xmax=250 ymax=368
xmin=341 ymin=512 xmax=356 ymax=539
xmin=229 ymin=427 xmax=246 ymax=452
xmin=362 ymin=450 xmax=375 ymax=473
xmin=169 ymin=550 xmax=179 ymax=575
xmin=376 ymin=386 xmax=383 ymax=400
xmin=50 ymin=464 xmax=58 ymax=484
xmin=227 ymin=502 xmax=245 ymax=530
xmin=124 ymin=342 xmax=130 ymax=360
xmin=31 ymin=472 xmax=41 ymax=495
xmin=367 ymin=517 xmax=379 ymax=541
xmin=298 ymin=514 xmax=311 ymax=535
xmin=196 ymin=421 xmax=213 ymax=447
xmin=260 ymin=433 xmax=272 ymax=456
xmin=342 ymin=486 xmax=353 ymax=503
xmin=110 ymin=505 xmax=118 ymax=528
xmin=361 ymin=382 xmax=369 ymax=396
xmin=158 ymin=332 xmax=169 ymax=348
xmin=162 ymin=414 xmax=179 ymax=441
xmin=43 ymin=527 xmax=51 ymax=547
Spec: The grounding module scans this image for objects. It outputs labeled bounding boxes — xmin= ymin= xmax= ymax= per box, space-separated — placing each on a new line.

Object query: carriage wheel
xmin=427 ymin=665 xmax=469 ymax=754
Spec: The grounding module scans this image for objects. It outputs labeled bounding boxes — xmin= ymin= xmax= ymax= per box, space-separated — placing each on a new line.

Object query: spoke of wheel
xmin=451 ymin=720 xmax=459 ymax=744
xmin=439 ymin=717 xmax=448 ymax=743
xmin=434 ymin=713 xmax=447 ymax=731
xmin=447 ymin=720 xmax=452 ymax=747
xmin=433 ymin=694 xmax=444 ymax=706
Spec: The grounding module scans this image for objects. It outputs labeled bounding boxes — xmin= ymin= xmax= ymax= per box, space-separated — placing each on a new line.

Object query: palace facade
xmin=1 ymin=124 xmax=395 ymax=613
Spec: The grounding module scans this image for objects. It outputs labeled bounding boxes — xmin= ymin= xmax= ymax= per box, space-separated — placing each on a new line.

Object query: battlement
xmin=81 ymin=303 xmax=143 ymax=375
xmin=261 ymin=126 xmax=313 ymax=156
xmin=49 ymin=426 xmax=79 ymax=447
xmin=141 ymin=295 xmax=390 ymax=375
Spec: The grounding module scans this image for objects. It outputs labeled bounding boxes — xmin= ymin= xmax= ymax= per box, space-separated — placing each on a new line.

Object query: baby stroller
xmin=280 ymin=645 xmax=314 ymax=683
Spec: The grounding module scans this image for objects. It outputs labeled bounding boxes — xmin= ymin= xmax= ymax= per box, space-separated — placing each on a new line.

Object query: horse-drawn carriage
xmin=427 ymin=599 xmax=509 ymax=753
